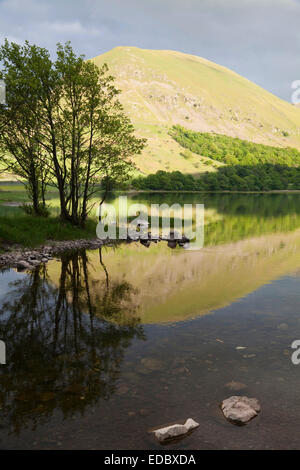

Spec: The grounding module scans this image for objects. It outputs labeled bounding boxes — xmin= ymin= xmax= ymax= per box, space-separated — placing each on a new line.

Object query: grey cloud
xmin=0 ymin=0 xmax=299 ymax=100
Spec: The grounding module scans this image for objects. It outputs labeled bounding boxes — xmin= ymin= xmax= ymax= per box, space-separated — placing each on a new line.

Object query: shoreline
xmin=0 ymin=232 xmax=189 ymax=270
xmin=2 ymin=180 xmax=300 ymax=195
xmin=0 ymin=238 xmax=111 ymax=271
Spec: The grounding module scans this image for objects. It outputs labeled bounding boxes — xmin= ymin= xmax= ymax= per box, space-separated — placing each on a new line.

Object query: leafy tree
xmin=0 ymin=40 xmax=146 ymax=225
xmin=0 ymin=41 xmax=50 ymax=214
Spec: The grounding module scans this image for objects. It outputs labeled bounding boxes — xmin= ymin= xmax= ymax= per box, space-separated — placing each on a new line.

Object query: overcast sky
xmin=0 ymin=0 xmax=299 ymax=101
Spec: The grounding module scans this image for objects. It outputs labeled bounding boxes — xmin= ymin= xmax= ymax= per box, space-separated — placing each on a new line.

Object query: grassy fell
xmin=91 ymin=47 xmax=300 ymax=174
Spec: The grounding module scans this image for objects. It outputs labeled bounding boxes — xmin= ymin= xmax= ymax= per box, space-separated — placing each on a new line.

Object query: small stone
xmin=140 ymin=239 xmax=151 ymax=248
xmin=116 ymin=384 xmax=129 ymax=395
xmin=167 ymin=240 xmax=177 ymax=249
xmin=139 ymin=408 xmax=150 ymax=417
xmin=225 ymin=381 xmax=247 ymax=391
xmin=30 ymin=259 xmax=41 ymax=266
xmin=221 ymin=396 xmax=261 ymax=425
xmin=153 ymin=418 xmax=199 ymax=443
xmin=16 ymin=260 xmax=32 ymax=270
xmin=140 ymin=357 xmax=164 ymax=371
xmin=236 ymin=346 xmax=247 ymax=350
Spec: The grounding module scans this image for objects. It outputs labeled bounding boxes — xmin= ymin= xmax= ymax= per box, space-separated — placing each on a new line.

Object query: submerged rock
xmin=140 ymin=239 xmax=151 ymax=248
xmin=140 ymin=357 xmax=164 ymax=372
xmin=167 ymin=240 xmax=177 ymax=249
xmin=225 ymin=381 xmax=247 ymax=391
xmin=153 ymin=418 xmax=199 ymax=443
xmin=221 ymin=396 xmax=261 ymax=425
xmin=116 ymin=383 xmax=130 ymax=396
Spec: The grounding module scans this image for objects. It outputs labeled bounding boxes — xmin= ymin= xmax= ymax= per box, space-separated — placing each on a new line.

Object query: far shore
xmin=2 ymin=179 xmax=300 ymax=196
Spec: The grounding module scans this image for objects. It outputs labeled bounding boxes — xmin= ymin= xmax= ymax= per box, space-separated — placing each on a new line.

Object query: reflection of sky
xmin=0 ymin=269 xmax=26 ymax=301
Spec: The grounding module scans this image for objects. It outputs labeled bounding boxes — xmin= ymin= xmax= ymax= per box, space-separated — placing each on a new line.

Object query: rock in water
xmin=16 ymin=260 xmax=33 ymax=271
xmin=221 ymin=396 xmax=261 ymax=425
xmin=153 ymin=418 xmax=199 ymax=443
xmin=225 ymin=381 xmax=247 ymax=391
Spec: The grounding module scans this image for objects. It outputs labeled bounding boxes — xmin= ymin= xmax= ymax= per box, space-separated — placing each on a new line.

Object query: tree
xmin=0 ymin=41 xmax=50 ymax=214
xmin=0 ymin=40 xmax=146 ymax=225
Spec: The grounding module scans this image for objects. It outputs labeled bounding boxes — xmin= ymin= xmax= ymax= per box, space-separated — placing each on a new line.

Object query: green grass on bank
xmin=0 ymin=212 xmax=97 ymax=247
xmin=0 ymin=182 xmax=59 ymax=203
xmin=0 ymin=183 xmax=98 ymax=247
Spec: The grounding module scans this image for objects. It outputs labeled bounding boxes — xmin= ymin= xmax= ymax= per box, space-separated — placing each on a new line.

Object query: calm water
xmin=1 ymin=193 xmax=300 ymax=449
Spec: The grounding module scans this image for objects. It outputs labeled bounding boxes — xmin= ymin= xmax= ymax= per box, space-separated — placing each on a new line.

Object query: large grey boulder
xmin=153 ymin=418 xmax=199 ymax=443
xmin=221 ymin=396 xmax=261 ymax=425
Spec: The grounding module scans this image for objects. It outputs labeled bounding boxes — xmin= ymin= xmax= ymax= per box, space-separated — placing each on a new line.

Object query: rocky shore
xmin=0 ymin=238 xmax=108 ymax=271
xmin=0 ymin=232 xmax=190 ymax=270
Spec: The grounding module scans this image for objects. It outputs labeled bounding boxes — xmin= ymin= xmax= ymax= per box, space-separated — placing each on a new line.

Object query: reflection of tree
xmin=0 ymin=250 xmax=144 ymax=435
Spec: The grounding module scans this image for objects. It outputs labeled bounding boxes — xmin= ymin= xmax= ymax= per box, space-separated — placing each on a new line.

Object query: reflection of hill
xmin=47 ymin=230 xmax=300 ymax=324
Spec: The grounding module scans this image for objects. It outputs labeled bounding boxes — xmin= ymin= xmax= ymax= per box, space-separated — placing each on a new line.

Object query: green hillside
xmin=170 ymin=125 xmax=300 ymax=166
xmin=91 ymin=47 xmax=300 ymax=174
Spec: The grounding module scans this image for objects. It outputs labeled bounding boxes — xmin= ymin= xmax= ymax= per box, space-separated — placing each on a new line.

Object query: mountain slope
xmin=91 ymin=47 xmax=300 ymax=174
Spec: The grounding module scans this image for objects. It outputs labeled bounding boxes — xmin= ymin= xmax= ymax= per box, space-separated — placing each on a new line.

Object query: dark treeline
xmin=132 ymin=164 xmax=300 ymax=191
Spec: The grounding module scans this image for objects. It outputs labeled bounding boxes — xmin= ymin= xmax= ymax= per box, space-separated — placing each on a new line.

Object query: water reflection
xmin=0 ymin=249 xmax=144 ymax=435
xmin=1 ymin=194 xmax=300 ymax=446
xmin=116 ymin=193 xmax=300 ymax=246
xmin=44 ymin=231 xmax=300 ymax=324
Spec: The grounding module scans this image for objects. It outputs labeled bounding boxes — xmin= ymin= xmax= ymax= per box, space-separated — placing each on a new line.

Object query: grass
xmin=0 ymin=183 xmax=97 ymax=247
xmin=0 ymin=212 xmax=97 ymax=247
xmin=91 ymin=46 xmax=300 ymax=175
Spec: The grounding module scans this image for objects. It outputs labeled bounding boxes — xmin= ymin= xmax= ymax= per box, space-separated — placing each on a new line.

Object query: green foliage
xmin=0 ymin=40 xmax=146 ymax=226
xmin=169 ymin=125 xmax=300 ymax=166
xmin=180 ymin=149 xmax=193 ymax=160
xmin=132 ymin=164 xmax=300 ymax=192
xmin=21 ymin=203 xmax=50 ymax=218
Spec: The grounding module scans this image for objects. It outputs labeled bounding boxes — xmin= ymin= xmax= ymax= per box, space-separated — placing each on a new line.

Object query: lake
xmin=1 ymin=193 xmax=300 ymax=449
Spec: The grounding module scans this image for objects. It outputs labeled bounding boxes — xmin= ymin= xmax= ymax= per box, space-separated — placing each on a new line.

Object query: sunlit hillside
xmin=91 ymin=47 xmax=300 ymax=174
